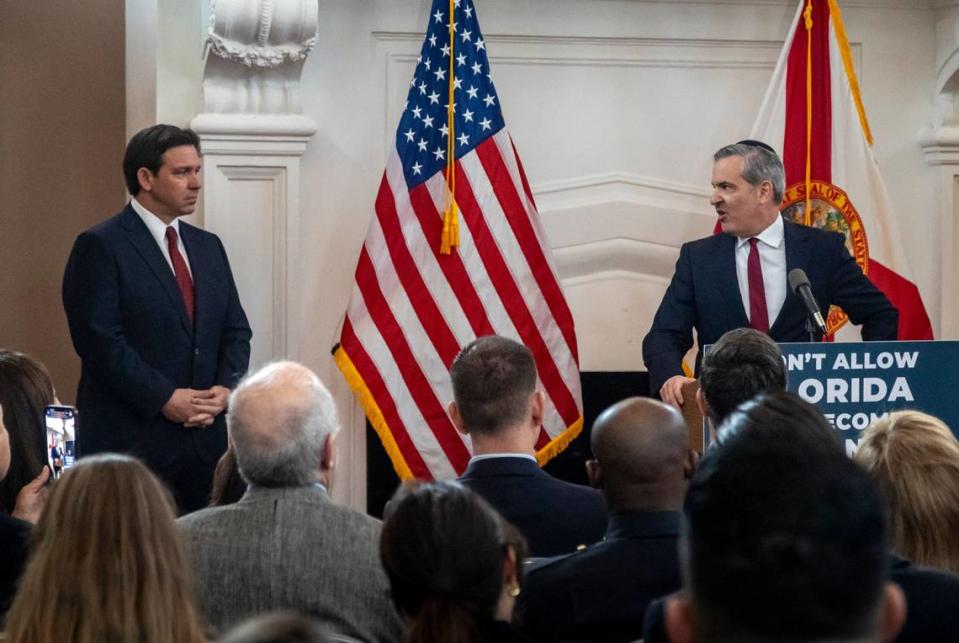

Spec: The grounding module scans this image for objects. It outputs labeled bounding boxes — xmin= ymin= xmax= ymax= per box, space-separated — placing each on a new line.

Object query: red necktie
xmin=165 ymin=226 xmax=195 ymax=322
xmin=747 ymin=237 xmax=769 ymax=333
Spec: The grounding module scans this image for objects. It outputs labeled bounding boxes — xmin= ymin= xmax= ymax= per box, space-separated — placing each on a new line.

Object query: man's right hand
xmin=161 ymin=388 xmax=221 ymax=424
xmin=660 ymin=375 xmax=696 ymax=409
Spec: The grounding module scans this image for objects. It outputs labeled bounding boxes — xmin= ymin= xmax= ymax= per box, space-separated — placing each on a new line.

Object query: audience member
xmin=646 ymin=393 xmax=959 ymax=643
xmin=210 ymin=443 xmax=247 ymax=506
xmin=0 ymin=350 xmax=53 ymax=522
xmin=178 ymin=361 xmax=404 ymax=642
xmin=0 ymin=403 xmax=31 ymax=623
xmin=664 ymin=392 xmax=905 ymax=643
xmin=451 ymin=336 xmax=606 ymax=556
xmin=516 ymin=397 xmax=692 ymax=642
xmin=380 ymin=480 xmax=531 ymax=643
xmin=218 ymin=612 xmax=333 ymax=643
xmin=856 ymin=411 xmax=959 ymax=574
xmin=4 ymin=453 xmax=206 ymax=643
xmin=696 ymin=327 xmax=786 ymax=434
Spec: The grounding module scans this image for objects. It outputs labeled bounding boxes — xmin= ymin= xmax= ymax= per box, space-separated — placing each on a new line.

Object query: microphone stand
xmin=805 ymin=315 xmax=823 ymax=343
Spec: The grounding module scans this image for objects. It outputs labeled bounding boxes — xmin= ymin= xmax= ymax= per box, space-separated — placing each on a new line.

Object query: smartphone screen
xmin=44 ymin=405 xmax=78 ymax=478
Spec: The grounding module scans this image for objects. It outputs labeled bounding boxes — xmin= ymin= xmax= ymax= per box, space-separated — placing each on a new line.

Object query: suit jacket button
xmin=194 ymin=348 xmax=200 ymax=355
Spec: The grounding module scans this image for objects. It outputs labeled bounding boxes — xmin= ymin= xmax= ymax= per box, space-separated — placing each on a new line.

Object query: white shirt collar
xmin=736 ymin=213 xmax=784 ymax=249
xmin=469 ymin=453 xmax=537 ymax=465
xmin=131 ymin=197 xmax=181 ymax=246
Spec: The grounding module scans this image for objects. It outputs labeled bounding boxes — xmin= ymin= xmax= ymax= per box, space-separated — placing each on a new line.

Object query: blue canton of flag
xmin=396 ymin=0 xmax=506 ymax=187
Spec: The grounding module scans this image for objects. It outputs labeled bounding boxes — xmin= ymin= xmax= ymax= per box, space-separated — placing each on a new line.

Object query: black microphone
xmin=788 ymin=269 xmax=827 ymax=338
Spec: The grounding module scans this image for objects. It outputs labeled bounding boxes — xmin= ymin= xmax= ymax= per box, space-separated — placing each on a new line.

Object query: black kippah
xmin=736 ymin=139 xmax=778 ymax=155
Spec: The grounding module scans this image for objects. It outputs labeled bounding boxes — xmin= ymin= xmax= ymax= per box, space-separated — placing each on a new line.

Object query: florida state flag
xmin=751 ymin=0 xmax=933 ymax=339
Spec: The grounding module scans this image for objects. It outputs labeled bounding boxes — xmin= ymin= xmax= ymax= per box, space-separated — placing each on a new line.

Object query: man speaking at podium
xmin=642 ymin=141 xmax=897 ymax=408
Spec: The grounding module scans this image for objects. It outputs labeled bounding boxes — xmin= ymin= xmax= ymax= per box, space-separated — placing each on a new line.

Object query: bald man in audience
xmin=515 ymin=397 xmax=695 ymax=643
xmin=453 ymin=336 xmax=607 ymax=556
xmin=177 ymin=362 xmax=403 ymax=642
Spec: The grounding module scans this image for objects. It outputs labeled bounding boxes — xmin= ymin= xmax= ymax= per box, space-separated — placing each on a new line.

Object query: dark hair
xmin=700 ymin=328 xmax=786 ymax=425
xmin=449 ymin=336 xmax=537 ymax=434
xmin=713 ymin=141 xmax=786 ymax=203
xmin=380 ymin=481 xmax=526 ymax=643
xmin=217 ymin=611 xmax=333 ymax=643
xmin=0 ymin=350 xmax=55 ymax=514
xmin=684 ymin=393 xmax=887 ymax=641
xmin=123 ymin=124 xmax=201 ymax=196
xmin=209 ymin=445 xmax=248 ymax=506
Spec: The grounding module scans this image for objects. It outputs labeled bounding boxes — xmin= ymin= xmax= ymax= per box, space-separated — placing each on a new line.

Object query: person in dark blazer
xmin=451 ymin=336 xmax=606 ymax=557
xmin=62 ymin=124 xmax=251 ymax=513
xmin=515 ymin=397 xmax=692 ymax=642
xmin=643 ymin=141 xmax=898 ymax=407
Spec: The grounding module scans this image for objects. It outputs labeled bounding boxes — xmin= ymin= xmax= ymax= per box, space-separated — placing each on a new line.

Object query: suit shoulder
xmin=785 ymin=220 xmax=845 ymax=246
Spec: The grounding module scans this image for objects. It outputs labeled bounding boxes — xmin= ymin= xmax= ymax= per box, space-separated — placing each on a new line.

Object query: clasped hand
xmin=161 ymin=386 xmax=230 ymax=427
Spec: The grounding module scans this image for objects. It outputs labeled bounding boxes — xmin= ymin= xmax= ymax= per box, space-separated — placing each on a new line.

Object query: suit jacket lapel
xmin=119 ymin=206 xmax=194 ymax=338
xmin=179 ymin=223 xmax=207 ymax=337
xmin=770 ymin=220 xmax=810 ymax=335
xmin=716 ymin=234 xmax=749 ymax=329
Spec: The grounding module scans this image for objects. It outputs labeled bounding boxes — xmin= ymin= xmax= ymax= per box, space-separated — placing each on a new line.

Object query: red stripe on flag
xmin=408 ymin=183 xmax=495 ymax=338
xmin=452 ymin=159 xmax=581 ymax=428
xmin=340 ymin=319 xmax=432 ymax=479
xmin=354 ymin=248 xmax=472 ymax=470
xmin=783 ymin=0 xmax=832 ymax=187
xmin=476 ymin=139 xmax=580 ymax=362
xmin=867 ymin=259 xmax=934 ymax=340
xmin=510 ymin=136 xmax=539 ymax=211
xmin=375 ymin=176 xmax=461 ymax=367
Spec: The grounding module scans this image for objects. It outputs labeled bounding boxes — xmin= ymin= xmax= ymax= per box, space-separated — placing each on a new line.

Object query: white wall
xmin=254 ymin=0 xmax=938 ymax=505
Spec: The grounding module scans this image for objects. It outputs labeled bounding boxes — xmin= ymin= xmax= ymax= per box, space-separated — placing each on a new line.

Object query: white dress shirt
xmin=131 ymin=198 xmax=193 ymax=278
xmin=735 ymin=215 xmax=786 ymax=328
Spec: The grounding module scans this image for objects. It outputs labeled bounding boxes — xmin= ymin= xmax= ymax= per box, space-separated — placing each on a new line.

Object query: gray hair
xmin=227 ymin=361 xmax=340 ymax=487
xmin=714 ymin=142 xmax=786 ymax=204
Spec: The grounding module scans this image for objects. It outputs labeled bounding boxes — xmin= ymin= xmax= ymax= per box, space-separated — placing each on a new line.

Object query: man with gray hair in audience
xmin=177 ymin=361 xmax=404 ymax=642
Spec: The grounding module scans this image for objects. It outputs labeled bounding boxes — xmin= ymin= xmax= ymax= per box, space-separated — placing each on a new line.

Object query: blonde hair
xmin=855 ymin=411 xmax=959 ymax=573
xmin=4 ymin=454 xmax=207 ymax=643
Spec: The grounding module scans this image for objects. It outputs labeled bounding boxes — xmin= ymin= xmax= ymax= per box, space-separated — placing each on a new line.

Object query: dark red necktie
xmin=165 ymin=226 xmax=195 ymax=322
xmin=747 ymin=237 xmax=769 ymax=333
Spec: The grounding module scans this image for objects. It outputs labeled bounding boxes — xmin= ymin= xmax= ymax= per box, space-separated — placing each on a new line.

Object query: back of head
xmin=0 ymin=350 xmax=55 ymax=513
xmin=713 ymin=141 xmax=786 ymax=204
xmin=123 ymin=124 xmax=201 ymax=195
xmin=855 ymin=411 xmax=959 ymax=574
xmin=218 ymin=611 xmax=333 ymax=643
xmin=699 ymin=328 xmax=786 ymax=425
xmin=227 ymin=361 xmax=339 ymax=487
xmin=684 ymin=393 xmax=887 ymax=642
xmin=590 ymin=397 xmax=690 ymax=512
xmin=5 ymin=454 xmax=205 ymax=643
xmin=380 ymin=481 xmax=526 ymax=643
xmin=450 ymin=336 xmax=537 ymax=435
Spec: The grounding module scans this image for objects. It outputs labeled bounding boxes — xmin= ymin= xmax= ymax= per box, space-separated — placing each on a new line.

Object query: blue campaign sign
xmin=780 ymin=341 xmax=959 ymax=452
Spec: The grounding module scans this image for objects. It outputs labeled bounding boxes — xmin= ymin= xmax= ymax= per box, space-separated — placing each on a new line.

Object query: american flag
xmin=333 ymin=0 xmax=583 ymax=481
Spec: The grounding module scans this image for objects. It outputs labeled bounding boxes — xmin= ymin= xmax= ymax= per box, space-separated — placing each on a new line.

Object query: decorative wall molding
xmin=201 ymin=0 xmax=319 ymax=114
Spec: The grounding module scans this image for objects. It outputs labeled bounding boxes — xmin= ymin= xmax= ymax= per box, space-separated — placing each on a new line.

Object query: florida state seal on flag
xmin=751 ymin=0 xmax=933 ymax=339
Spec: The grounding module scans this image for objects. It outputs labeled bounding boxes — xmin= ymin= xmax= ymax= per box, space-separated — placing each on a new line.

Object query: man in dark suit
xmin=663 ymin=392 xmax=906 ymax=643
xmin=62 ymin=124 xmax=251 ymax=513
xmin=643 ymin=141 xmax=898 ymax=407
xmin=451 ymin=336 xmax=606 ymax=557
xmin=516 ymin=397 xmax=692 ymax=642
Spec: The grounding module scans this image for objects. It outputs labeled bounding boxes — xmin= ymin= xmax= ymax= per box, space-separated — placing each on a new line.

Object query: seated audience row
xmin=6 ymin=330 xmax=959 ymax=643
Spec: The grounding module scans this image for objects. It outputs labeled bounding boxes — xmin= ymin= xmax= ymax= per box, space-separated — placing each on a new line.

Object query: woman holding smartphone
xmin=0 ymin=350 xmax=53 ymax=523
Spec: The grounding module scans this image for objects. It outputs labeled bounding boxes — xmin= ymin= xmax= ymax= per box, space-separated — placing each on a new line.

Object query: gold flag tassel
xmin=440 ymin=0 xmax=460 ymax=255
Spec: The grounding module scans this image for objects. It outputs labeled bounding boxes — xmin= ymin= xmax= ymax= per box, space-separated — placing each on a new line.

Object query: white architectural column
xmin=920 ymin=3 xmax=959 ymax=339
